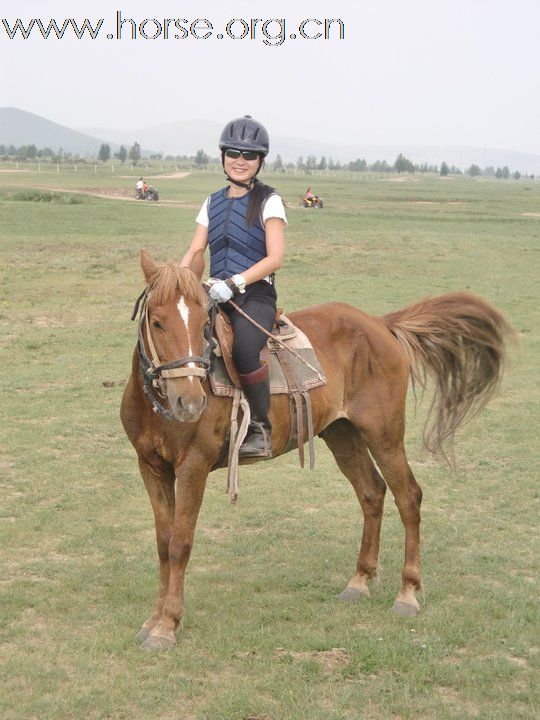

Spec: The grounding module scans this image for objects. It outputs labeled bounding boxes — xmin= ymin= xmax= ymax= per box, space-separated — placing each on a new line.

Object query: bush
xmin=9 ymin=190 xmax=84 ymax=204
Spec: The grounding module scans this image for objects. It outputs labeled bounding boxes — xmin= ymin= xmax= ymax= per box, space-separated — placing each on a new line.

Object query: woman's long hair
xmin=247 ymin=178 xmax=276 ymax=227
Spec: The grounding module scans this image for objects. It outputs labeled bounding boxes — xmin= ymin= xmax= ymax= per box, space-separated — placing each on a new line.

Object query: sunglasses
xmin=224 ymin=148 xmax=260 ymax=161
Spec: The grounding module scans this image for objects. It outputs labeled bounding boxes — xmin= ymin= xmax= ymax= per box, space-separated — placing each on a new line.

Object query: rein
xmin=227 ymin=299 xmax=324 ymax=381
xmin=131 ymin=288 xmax=216 ymax=420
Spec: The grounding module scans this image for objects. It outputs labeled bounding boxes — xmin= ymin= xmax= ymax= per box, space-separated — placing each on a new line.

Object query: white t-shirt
xmin=196 ymin=192 xmax=287 ymax=227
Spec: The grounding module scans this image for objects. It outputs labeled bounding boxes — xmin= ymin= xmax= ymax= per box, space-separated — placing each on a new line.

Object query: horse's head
xmin=140 ymin=250 xmax=209 ymax=423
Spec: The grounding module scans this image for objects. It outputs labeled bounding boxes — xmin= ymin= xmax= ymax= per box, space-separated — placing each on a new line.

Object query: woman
xmin=181 ymin=115 xmax=287 ymax=458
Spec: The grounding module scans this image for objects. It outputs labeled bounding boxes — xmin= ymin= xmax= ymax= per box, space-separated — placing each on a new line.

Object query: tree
xmin=194 ymin=149 xmax=209 ymax=168
xmin=272 ymin=154 xmax=283 ymax=172
xmin=18 ymin=144 xmax=38 ymax=160
xmin=513 ymin=171 xmax=521 ymax=180
xmin=115 ymin=145 xmax=127 ymax=163
xmin=495 ymin=167 xmax=503 ymax=179
xmin=501 ymin=166 xmax=510 ymax=179
xmin=394 ymin=153 xmax=415 ymax=173
xmin=371 ymin=160 xmax=391 ymax=172
xmin=305 ymin=155 xmax=317 ymax=172
xmin=467 ymin=164 xmax=481 ymax=177
xmin=440 ymin=161 xmax=449 ymax=176
xmin=349 ymin=158 xmax=367 ymax=172
xmin=129 ymin=142 xmax=141 ymax=166
xmin=98 ymin=143 xmax=111 ymax=162
xmin=318 ymin=156 xmax=327 ymax=171
xmin=296 ymin=156 xmax=304 ymax=171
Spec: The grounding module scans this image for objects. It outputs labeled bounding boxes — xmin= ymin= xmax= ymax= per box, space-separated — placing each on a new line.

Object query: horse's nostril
xmin=178 ymin=395 xmax=206 ymax=416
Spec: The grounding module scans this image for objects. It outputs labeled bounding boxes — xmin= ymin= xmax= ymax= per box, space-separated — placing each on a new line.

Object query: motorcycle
xmin=135 ymin=186 xmax=159 ymax=201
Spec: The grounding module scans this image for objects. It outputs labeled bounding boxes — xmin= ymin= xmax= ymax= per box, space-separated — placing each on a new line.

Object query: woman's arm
xmin=240 ymin=217 xmax=285 ymax=285
xmin=180 ymin=223 xmax=208 ymax=268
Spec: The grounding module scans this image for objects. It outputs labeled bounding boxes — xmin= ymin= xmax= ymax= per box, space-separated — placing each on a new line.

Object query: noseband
xmin=131 ymin=288 xmax=216 ymax=420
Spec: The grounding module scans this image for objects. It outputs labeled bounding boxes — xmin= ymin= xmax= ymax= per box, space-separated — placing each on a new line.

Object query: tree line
xmin=0 ymin=144 xmax=534 ymax=180
xmin=0 ymin=142 xmax=143 ymax=165
xmin=270 ymin=152 xmax=532 ymax=180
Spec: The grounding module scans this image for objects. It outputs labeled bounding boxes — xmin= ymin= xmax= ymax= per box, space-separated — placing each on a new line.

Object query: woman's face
xmin=223 ymin=151 xmax=261 ymax=185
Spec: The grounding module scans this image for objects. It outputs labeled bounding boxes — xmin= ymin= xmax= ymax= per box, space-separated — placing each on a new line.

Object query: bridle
xmin=131 ymin=288 xmax=217 ymax=420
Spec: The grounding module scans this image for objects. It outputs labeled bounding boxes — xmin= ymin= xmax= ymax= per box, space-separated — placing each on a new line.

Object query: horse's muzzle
xmin=171 ymin=393 xmax=207 ymax=423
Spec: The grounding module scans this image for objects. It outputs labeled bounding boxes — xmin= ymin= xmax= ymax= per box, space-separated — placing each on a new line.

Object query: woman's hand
xmin=208 ymin=280 xmax=234 ymax=303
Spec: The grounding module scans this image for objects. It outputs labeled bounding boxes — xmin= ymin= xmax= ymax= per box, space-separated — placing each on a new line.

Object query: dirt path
xmin=24 ymin=185 xmax=194 ymax=206
xmin=119 ymin=171 xmax=191 ymax=179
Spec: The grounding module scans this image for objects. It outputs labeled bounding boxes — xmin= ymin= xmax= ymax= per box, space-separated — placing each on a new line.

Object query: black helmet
xmin=219 ymin=115 xmax=270 ymax=156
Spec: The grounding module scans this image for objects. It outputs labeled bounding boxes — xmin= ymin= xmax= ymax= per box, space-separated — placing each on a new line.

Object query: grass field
xmin=1 ymin=167 xmax=538 ymax=719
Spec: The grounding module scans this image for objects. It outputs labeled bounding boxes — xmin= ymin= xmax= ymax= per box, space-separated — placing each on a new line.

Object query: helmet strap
xmin=224 ymin=173 xmax=256 ymax=190
xmin=222 ymin=153 xmax=264 ymax=190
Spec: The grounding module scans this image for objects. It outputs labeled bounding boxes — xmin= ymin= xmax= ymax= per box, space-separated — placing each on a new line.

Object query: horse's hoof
xmin=140 ymin=632 xmax=176 ymax=651
xmin=136 ymin=625 xmax=151 ymax=643
xmin=392 ymin=601 xmax=419 ymax=617
xmin=339 ymin=586 xmax=370 ymax=603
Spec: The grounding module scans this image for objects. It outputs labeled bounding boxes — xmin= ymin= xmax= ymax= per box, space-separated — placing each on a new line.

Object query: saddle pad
xmin=209 ymin=318 xmax=327 ymax=397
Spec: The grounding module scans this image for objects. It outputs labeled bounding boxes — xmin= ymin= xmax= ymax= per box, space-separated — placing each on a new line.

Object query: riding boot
xmin=238 ymin=364 xmax=272 ymax=458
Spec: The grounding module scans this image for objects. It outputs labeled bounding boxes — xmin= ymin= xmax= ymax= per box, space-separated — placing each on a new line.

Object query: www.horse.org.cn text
xmin=1 ymin=13 xmax=346 ymax=46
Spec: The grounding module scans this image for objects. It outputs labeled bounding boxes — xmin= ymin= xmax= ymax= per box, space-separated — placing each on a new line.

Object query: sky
xmin=2 ymin=0 xmax=540 ymax=154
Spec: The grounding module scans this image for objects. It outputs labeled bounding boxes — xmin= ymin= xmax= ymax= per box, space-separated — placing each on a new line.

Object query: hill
xmin=3 ymin=107 xmax=540 ymax=173
xmin=0 ymin=107 xmax=123 ymax=155
xmin=79 ymin=119 xmax=540 ymax=174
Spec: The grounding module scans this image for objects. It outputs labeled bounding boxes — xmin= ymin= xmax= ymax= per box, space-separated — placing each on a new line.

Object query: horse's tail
xmin=382 ymin=292 xmax=516 ymax=456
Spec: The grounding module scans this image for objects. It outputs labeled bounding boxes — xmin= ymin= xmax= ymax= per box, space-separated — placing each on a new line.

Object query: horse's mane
xmin=146 ymin=262 xmax=207 ymax=307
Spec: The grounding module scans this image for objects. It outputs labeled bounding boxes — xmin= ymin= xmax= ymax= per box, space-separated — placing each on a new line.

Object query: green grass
xmin=1 ymin=170 xmax=538 ymax=719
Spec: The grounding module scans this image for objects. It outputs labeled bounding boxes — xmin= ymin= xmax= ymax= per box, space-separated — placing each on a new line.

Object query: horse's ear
xmin=189 ymin=249 xmax=205 ymax=280
xmin=140 ymin=249 xmax=157 ymax=283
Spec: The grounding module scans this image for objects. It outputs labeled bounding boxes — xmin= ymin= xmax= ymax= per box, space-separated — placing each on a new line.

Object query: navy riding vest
xmin=208 ymin=187 xmax=269 ymax=279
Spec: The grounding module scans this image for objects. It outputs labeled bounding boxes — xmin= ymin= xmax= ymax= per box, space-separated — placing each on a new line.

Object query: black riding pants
xmin=222 ymin=280 xmax=277 ymax=375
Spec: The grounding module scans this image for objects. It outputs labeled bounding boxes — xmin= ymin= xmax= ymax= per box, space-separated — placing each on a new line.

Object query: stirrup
xmin=238 ymin=422 xmax=272 ymax=458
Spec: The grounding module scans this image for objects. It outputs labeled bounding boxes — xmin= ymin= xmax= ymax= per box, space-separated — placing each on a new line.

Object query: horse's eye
xmin=152 ymin=320 xmax=163 ymax=330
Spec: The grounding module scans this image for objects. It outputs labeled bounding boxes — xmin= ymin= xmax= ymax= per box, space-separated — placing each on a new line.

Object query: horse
xmin=120 ymin=249 xmax=514 ymax=650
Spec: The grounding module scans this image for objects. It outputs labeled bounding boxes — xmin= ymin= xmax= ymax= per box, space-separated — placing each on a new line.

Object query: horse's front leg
xmin=141 ymin=452 xmax=209 ymax=651
xmin=136 ymin=456 xmax=176 ymax=643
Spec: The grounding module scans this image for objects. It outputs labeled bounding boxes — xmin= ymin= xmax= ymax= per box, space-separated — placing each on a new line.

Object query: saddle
xmin=210 ymin=308 xmax=327 ymax=486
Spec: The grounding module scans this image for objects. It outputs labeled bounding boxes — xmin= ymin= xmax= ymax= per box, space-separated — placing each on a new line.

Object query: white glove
xmin=208 ymin=280 xmax=234 ymax=303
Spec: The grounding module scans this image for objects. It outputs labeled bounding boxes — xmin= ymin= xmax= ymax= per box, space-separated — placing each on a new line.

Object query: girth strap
xmin=276 ymin=348 xmax=316 ymax=470
xmin=291 ymin=391 xmax=305 ymax=468
xmin=301 ymin=390 xmax=316 ymax=470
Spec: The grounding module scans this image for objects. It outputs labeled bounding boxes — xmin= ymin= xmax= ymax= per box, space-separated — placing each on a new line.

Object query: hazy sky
xmin=2 ymin=0 xmax=540 ymax=153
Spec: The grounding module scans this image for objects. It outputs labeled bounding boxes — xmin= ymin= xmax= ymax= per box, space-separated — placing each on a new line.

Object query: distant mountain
xmin=0 ymin=107 xmax=118 ymax=155
xmin=3 ymin=107 xmax=540 ymax=173
xmin=80 ymin=118 xmax=540 ymax=174
xmin=0 ymin=107 xmax=155 ymax=156
xmin=76 ymin=119 xmax=222 ymax=158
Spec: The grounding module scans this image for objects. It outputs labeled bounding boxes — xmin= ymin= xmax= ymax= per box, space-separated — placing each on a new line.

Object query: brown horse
xmin=121 ymin=250 xmax=514 ymax=650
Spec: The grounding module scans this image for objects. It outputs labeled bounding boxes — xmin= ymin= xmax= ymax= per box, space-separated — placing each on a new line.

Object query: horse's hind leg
xmin=367 ymin=441 xmax=423 ymax=616
xmin=320 ymin=421 xmax=387 ymax=601
xmin=136 ymin=456 xmax=175 ymax=643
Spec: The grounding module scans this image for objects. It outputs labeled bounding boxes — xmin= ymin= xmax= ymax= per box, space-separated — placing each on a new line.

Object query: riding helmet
xmin=219 ymin=115 xmax=270 ymax=156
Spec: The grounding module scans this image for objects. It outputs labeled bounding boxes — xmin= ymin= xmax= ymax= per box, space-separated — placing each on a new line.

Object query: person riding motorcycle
xmin=181 ymin=115 xmax=287 ymax=458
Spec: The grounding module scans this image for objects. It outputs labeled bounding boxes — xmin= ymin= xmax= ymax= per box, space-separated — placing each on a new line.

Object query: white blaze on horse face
xmin=177 ymin=297 xmax=196 ymax=381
